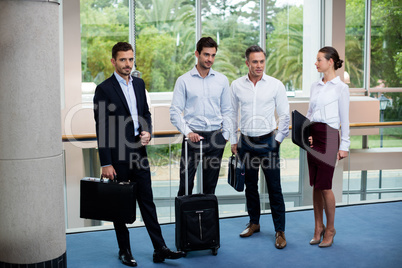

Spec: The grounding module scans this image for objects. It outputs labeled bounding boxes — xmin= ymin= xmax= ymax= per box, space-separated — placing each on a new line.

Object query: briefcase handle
xmin=100 ymin=174 xmax=117 ymax=183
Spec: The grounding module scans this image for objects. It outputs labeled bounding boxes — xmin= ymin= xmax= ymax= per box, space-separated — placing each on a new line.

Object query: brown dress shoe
xmin=275 ymin=231 xmax=287 ymax=249
xmin=240 ymin=223 xmax=260 ymax=237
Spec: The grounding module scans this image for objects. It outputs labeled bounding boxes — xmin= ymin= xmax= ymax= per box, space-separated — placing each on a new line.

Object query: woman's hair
xmin=319 ymin=46 xmax=344 ymax=70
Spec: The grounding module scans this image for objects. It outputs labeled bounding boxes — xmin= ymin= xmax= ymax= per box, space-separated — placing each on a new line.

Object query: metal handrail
xmin=62 ymin=121 xmax=402 ymax=142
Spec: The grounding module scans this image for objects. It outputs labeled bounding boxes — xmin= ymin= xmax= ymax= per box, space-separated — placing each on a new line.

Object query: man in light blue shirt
xmin=170 ymin=37 xmax=232 ymax=196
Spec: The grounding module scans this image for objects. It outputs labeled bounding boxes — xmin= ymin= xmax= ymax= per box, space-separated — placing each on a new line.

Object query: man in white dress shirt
xmin=170 ymin=37 xmax=232 ymax=196
xmin=230 ymin=45 xmax=290 ymax=249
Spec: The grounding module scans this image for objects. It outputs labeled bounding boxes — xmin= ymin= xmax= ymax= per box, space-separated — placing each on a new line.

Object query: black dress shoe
xmin=153 ymin=246 xmax=186 ymax=263
xmin=119 ymin=249 xmax=137 ymax=267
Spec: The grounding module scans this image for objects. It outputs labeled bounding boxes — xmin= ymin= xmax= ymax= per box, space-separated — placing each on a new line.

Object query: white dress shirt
xmin=306 ymin=76 xmax=350 ymax=151
xmin=170 ymin=66 xmax=232 ymax=140
xmin=230 ymin=73 xmax=290 ymax=144
xmin=115 ymin=71 xmax=139 ymax=136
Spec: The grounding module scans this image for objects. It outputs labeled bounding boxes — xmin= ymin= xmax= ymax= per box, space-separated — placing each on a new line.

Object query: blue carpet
xmin=66 ymin=201 xmax=402 ymax=268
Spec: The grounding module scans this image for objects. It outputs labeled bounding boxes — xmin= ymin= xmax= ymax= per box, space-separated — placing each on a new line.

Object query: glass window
xmin=374 ymin=92 xmax=402 ymax=122
xmin=71 ymin=0 xmax=402 ymax=233
xmin=370 ymin=1 xmax=402 ymax=122
xmin=136 ymin=0 xmax=195 ymax=92
xmin=201 ymin=0 xmax=260 ymax=82
xmin=345 ymin=0 xmax=365 ymax=89
xmin=370 ymin=0 xmax=402 ymax=89
xmin=80 ymin=0 xmax=130 ymax=85
xmin=80 ymin=0 xmax=130 ymax=102
xmin=266 ymin=0 xmax=304 ymax=93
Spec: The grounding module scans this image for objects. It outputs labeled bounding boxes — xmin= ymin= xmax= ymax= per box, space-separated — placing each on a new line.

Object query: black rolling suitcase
xmin=175 ymin=139 xmax=220 ymax=255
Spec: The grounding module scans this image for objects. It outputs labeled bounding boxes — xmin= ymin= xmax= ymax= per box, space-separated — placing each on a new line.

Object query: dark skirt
xmin=307 ymin=122 xmax=340 ymax=190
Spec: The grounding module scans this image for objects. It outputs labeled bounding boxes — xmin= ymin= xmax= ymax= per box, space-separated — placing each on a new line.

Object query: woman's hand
xmin=308 ymin=136 xmax=313 ymax=147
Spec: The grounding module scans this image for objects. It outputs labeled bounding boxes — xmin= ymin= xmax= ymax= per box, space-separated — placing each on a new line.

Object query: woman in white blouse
xmin=306 ymin=46 xmax=350 ymax=248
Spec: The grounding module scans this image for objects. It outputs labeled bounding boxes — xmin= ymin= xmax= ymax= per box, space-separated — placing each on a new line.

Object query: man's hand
xmin=101 ymin=165 xmax=116 ymax=180
xmin=231 ymin=144 xmax=238 ymax=155
xmin=308 ymin=136 xmax=313 ymax=147
xmin=140 ymin=131 xmax=151 ymax=146
xmin=337 ymin=150 xmax=348 ymax=160
xmin=187 ymin=132 xmax=204 ymax=143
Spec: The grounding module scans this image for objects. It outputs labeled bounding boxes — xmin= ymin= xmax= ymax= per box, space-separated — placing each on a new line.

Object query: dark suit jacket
xmin=93 ymin=74 xmax=152 ymax=166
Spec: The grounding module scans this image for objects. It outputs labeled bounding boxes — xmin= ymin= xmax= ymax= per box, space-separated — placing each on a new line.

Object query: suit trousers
xmin=177 ymin=130 xmax=226 ymax=196
xmin=112 ymin=144 xmax=165 ymax=252
xmin=238 ymin=133 xmax=286 ymax=232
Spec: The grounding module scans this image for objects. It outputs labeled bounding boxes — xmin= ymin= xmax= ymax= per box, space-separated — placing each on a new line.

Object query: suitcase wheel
xmin=212 ymin=248 xmax=218 ymax=256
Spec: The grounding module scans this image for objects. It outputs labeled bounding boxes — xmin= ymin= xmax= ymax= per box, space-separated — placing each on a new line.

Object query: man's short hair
xmin=245 ymin=45 xmax=266 ymax=61
xmin=196 ymin=37 xmax=218 ymax=54
xmin=112 ymin=42 xmax=133 ymax=59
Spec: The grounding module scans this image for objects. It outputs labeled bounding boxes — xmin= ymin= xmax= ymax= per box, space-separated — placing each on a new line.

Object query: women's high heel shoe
xmin=309 ymin=228 xmax=325 ymax=245
xmin=319 ymin=229 xmax=336 ymax=248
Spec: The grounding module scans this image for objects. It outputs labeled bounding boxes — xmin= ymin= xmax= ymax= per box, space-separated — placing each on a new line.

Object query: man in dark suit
xmin=93 ymin=42 xmax=185 ymax=267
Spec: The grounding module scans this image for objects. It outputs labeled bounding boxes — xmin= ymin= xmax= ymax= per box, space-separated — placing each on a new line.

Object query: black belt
xmin=241 ymin=131 xmax=274 ymax=142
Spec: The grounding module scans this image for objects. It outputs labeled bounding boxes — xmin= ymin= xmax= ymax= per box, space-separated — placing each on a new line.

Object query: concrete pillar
xmin=0 ymin=0 xmax=66 ymax=266
xmin=324 ymin=0 xmax=346 ymax=80
xmin=301 ymin=0 xmax=321 ymax=97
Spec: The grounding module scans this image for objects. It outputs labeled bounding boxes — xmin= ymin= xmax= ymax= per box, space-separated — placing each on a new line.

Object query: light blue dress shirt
xmin=170 ymin=66 xmax=232 ymax=140
xmin=114 ymin=71 xmax=139 ymax=136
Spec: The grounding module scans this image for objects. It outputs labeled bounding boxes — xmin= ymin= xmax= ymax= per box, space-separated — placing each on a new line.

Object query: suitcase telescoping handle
xmin=185 ymin=138 xmax=203 ymax=196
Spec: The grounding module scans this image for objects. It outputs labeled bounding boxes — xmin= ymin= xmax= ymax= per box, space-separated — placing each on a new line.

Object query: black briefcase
xmin=80 ymin=177 xmax=137 ymax=224
xmin=291 ymin=110 xmax=311 ymax=150
xmin=228 ymin=154 xmax=245 ymax=192
xmin=175 ymin=139 xmax=220 ymax=255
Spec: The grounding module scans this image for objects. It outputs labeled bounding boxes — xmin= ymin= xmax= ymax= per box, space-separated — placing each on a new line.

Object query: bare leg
xmin=321 ymin=189 xmax=336 ymax=244
xmin=312 ymin=188 xmax=325 ymax=241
